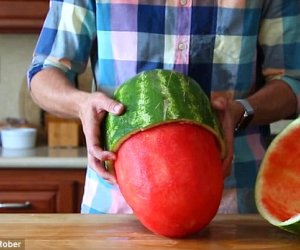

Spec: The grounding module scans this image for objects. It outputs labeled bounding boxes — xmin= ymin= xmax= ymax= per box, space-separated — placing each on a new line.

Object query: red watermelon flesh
xmin=115 ymin=122 xmax=223 ymax=238
xmin=258 ymin=126 xmax=300 ymax=222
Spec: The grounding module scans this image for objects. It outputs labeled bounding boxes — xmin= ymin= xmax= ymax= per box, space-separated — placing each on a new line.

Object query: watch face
xmin=238 ymin=113 xmax=253 ymax=130
xmin=235 ymin=99 xmax=254 ymax=131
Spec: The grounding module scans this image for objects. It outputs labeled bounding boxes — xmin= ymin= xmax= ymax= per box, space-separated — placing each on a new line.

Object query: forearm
xmin=213 ymin=79 xmax=297 ymax=176
xmin=231 ymin=79 xmax=298 ymax=128
xmin=30 ymin=68 xmax=89 ymax=119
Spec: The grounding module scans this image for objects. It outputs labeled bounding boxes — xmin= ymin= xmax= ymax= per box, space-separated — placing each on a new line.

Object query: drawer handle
xmin=0 ymin=201 xmax=31 ymax=209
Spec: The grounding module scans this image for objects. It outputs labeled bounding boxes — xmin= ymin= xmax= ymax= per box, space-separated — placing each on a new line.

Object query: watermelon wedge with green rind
xmin=255 ymin=117 xmax=300 ymax=234
xmin=104 ymin=69 xmax=225 ymax=158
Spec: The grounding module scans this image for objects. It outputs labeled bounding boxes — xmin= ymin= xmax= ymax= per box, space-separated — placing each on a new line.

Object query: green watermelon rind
xmin=256 ymin=188 xmax=300 ymax=234
xmin=257 ymin=211 xmax=300 ymax=235
xmin=104 ymin=69 xmax=225 ymax=158
xmin=255 ymin=117 xmax=300 ymax=234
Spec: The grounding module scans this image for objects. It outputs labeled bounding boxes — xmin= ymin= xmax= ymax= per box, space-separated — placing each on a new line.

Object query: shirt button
xmin=180 ymin=0 xmax=187 ymax=6
xmin=178 ymin=43 xmax=186 ymax=51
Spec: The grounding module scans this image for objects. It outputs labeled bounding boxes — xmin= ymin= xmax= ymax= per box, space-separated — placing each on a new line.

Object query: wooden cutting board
xmin=0 ymin=214 xmax=300 ymax=250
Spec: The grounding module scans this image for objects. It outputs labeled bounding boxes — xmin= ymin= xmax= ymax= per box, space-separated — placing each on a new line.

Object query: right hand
xmin=79 ymin=91 xmax=124 ymax=184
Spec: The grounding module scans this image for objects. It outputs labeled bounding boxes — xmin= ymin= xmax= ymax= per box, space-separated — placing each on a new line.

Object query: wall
xmin=0 ymin=34 xmax=38 ymax=121
xmin=0 ymin=34 xmax=93 ymax=127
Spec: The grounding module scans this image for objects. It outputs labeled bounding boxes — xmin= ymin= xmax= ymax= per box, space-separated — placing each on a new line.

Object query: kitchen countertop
xmin=0 ymin=214 xmax=299 ymax=250
xmin=0 ymin=146 xmax=87 ymax=168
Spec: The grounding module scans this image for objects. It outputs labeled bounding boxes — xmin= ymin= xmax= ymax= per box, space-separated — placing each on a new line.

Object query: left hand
xmin=211 ymin=96 xmax=236 ymax=178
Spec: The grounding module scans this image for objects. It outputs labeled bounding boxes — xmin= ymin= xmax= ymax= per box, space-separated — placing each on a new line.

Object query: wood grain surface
xmin=0 ymin=214 xmax=300 ymax=250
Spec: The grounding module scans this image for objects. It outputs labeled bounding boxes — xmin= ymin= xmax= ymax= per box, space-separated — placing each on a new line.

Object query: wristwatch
xmin=235 ymin=99 xmax=254 ymax=131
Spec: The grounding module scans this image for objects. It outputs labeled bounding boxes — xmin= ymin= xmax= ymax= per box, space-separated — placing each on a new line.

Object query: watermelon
xmin=104 ymin=69 xmax=225 ymax=237
xmin=255 ymin=118 xmax=300 ymax=234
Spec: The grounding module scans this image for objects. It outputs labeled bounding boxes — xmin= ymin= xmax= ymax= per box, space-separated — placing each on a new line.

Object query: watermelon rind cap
xmin=255 ymin=117 xmax=300 ymax=235
xmin=104 ymin=69 xmax=226 ymax=158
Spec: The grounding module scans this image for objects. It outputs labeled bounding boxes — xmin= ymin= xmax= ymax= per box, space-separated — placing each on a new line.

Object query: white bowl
xmin=1 ymin=128 xmax=37 ymax=149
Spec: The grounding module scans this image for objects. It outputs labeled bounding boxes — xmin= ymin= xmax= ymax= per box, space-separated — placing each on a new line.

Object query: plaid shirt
xmin=28 ymin=0 xmax=300 ymax=214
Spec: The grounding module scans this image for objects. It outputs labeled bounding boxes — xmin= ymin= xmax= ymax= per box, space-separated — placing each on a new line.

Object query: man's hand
xmin=30 ymin=68 xmax=125 ymax=184
xmin=211 ymin=96 xmax=236 ymax=178
xmin=79 ymin=92 xmax=125 ymax=184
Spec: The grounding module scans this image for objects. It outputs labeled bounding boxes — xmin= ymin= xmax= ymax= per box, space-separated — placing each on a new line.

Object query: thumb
xmin=211 ymin=96 xmax=228 ymax=110
xmin=110 ymin=102 xmax=124 ymax=115
xmin=96 ymin=92 xmax=125 ymax=115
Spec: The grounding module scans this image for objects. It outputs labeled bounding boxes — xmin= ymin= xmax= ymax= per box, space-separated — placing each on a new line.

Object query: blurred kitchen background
xmin=0 ymin=33 xmax=93 ymax=145
xmin=0 ymin=0 xmax=94 ymax=147
xmin=0 ymin=1 xmax=89 ymax=214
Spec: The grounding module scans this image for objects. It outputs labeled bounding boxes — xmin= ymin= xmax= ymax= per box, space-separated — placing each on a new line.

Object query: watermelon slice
xmin=255 ymin=118 xmax=300 ymax=234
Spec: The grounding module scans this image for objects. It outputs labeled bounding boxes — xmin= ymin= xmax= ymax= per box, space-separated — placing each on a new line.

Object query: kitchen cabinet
xmin=0 ymin=168 xmax=85 ymax=213
xmin=0 ymin=0 xmax=49 ymax=33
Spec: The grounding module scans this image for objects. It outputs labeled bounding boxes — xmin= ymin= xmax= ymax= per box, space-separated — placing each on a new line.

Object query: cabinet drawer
xmin=0 ymin=168 xmax=85 ymax=213
xmin=0 ymin=190 xmax=56 ymax=213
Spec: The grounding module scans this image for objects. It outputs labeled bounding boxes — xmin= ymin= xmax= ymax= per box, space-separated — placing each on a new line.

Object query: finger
xmin=222 ymin=119 xmax=234 ymax=177
xmin=211 ymin=96 xmax=227 ymax=110
xmin=83 ymin=110 xmax=112 ymax=159
xmin=89 ymin=156 xmax=117 ymax=184
xmin=88 ymin=144 xmax=116 ymax=161
xmin=94 ymin=92 xmax=125 ymax=115
xmin=222 ymin=153 xmax=233 ymax=178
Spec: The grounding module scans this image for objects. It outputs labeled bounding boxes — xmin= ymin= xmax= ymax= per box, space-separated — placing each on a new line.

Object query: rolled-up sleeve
xmin=27 ymin=0 xmax=96 ymax=87
xmin=259 ymin=0 xmax=300 ymax=113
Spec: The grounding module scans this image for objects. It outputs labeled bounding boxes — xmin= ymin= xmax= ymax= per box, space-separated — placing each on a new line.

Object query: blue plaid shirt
xmin=28 ymin=0 xmax=300 ymax=213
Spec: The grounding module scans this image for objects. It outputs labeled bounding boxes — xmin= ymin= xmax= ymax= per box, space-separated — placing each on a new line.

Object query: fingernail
xmin=113 ymin=103 xmax=123 ymax=113
xmin=214 ymin=98 xmax=225 ymax=108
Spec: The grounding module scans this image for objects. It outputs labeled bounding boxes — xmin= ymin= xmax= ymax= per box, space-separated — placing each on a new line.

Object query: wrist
xmin=75 ymin=91 xmax=92 ymax=120
xmin=229 ymin=100 xmax=244 ymax=126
